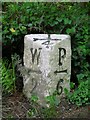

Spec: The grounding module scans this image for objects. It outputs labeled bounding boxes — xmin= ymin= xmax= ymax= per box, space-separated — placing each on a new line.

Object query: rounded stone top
xmin=50 ymin=34 xmax=70 ymax=40
xmin=24 ymin=34 xmax=70 ymax=41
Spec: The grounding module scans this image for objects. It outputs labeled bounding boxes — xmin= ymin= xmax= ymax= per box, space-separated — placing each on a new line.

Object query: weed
xmin=65 ymin=80 xmax=89 ymax=106
xmin=27 ymin=93 xmax=60 ymax=118
xmin=1 ymin=54 xmax=21 ymax=94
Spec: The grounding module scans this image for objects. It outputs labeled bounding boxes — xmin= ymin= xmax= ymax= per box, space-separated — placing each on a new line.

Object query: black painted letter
xmin=58 ymin=48 xmax=66 ymax=66
xmin=30 ymin=48 xmax=42 ymax=65
xmin=56 ymin=79 xmax=63 ymax=95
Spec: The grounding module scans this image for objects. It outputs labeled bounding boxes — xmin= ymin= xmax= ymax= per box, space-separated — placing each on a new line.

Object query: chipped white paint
xmin=23 ymin=34 xmax=71 ymax=106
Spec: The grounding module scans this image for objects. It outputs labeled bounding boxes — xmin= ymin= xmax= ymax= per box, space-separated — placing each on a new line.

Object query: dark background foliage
xmin=2 ymin=2 xmax=90 ymax=88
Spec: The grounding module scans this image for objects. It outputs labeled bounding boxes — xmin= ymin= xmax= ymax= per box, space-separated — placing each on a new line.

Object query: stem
xmin=12 ymin=58 xmax=16 ymax=93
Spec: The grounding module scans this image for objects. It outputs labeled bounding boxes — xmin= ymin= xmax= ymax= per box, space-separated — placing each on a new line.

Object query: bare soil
xmin=2 ymin=91 xmax=89 ymax=119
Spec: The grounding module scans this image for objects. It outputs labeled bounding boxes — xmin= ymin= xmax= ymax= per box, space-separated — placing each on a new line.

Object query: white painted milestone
xmin=23 ymin=34 xmax=71 ymax=106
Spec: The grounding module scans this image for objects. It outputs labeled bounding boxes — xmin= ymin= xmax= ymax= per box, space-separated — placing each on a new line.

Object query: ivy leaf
xmin=66 ymin=27 xmax=76 ymax=34
xmin=56 ymin=17 xmax=62 ymax=22
xmin=64 ymin=18 xmax=71 ymax=25
xmin=28 ymin=23 xmax=33 ymax=27
xmin=31 ymin=95 xmax=38 ymax=102
xmin=70 ymin=82 xmax=75 ymax=89
xmin=77 ymin=73 xmax=84 ymax=81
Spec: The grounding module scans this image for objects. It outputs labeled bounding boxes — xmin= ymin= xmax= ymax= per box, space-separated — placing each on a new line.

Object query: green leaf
xmin=70 ymin=82 xmax=75 ymax=89
xmin=64 ymin=88 xmax=69 ymax=95
xmin=64 ymin=18 xmax=71 ymax=25
xmin=66 ymin=27 xmax=76 ymax=34
xmin=77 ymin=74 xmax=85 ymax=81
xmin=31 ymin=95 xmax=38 ymax=102
xmin=56 ymin=17 xmax=62 ymax=22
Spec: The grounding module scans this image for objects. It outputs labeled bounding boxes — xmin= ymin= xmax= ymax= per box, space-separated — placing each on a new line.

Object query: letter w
xmin=30 ymin=48 xmax=42 ymax=65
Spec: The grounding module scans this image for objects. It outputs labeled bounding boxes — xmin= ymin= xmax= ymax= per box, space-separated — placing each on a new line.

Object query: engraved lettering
xmin=54 ymin=48 xmax=67 ymax=74
xmin=30 ymin=78 xmax=37 ymax=93
xmin=58 ymin=48 xmax=66 ymax=66
xmin=30 ymin=48 xmax=37 ymax=64
xmin=54 ymin=69 xmax=67 ymax=74
xmin=37 ymin=48 xmax=42 ymax=65
xmin=56 ymin=79 xmax=63 ymax=95
xmin=30 ymin=48 xmax=42 ymax=65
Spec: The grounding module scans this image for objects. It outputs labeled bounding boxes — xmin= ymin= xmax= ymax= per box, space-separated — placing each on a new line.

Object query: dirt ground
xmin=2 ymin=92 xmax=89 ymax=119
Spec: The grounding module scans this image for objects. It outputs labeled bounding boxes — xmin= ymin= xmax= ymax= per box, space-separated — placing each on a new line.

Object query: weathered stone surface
xmin=23 ymin=34 xmax=71 ymax=106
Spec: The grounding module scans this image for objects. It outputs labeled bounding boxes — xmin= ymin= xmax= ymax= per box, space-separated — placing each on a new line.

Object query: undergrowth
xmin=1 ymin=54 xmax=20 ymax=94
